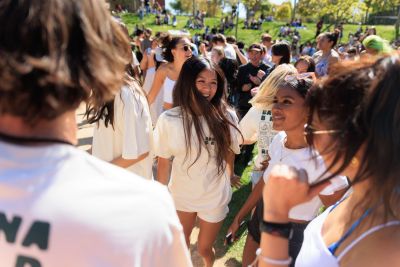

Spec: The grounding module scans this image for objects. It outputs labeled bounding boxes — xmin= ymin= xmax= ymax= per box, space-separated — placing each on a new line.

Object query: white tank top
xmin=163 ymin=76 xmax=176 ymax=104
xmin=296 ymin=205 xmax=400 ymax=267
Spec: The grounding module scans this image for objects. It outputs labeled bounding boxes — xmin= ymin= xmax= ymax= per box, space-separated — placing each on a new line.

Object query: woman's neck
xmin=284 ymin=130 xmax=307 ymax=149
xmin=322 ymin=48 xmax=332 ymax=56
xmin=173 ymin=60 xmax=183 ymax=73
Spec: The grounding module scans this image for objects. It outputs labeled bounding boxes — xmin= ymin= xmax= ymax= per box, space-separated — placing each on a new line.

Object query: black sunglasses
xmin=181 ymin=45 xmax=192 ymax=52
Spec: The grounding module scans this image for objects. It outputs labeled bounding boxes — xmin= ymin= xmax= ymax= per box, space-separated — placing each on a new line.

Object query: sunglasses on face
xmin=180 ymin=45 xmax=192 ymax=52
xmin=303 ymin=124 xmax=341 ymax=145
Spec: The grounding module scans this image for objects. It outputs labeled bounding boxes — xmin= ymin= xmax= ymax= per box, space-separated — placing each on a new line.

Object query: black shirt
xmin=237 ymin=62 xmax=270 ymax=110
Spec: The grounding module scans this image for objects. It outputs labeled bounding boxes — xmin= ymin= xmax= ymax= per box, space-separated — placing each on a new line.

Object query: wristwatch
xmin=259 ymin=221 xmax=293 ymax=239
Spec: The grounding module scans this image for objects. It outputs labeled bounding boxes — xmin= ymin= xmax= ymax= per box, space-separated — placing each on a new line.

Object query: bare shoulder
xmin=343 ymin=224 xmax=400 ymax=267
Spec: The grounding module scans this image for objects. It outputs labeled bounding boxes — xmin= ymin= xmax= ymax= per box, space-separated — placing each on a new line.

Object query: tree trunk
xmin=396 ymin=5 xmax=400 ymax=40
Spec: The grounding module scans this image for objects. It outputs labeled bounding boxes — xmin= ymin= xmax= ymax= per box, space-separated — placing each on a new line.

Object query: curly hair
xmin=0 ymin=0 xmax=130 ymax=124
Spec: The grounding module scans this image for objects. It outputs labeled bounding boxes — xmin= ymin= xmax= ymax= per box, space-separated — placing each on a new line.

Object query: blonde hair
xmin=211 ymin=46 xmax=225 ymax=57
xmin=250 ymin=64 xmax=297 ymax=109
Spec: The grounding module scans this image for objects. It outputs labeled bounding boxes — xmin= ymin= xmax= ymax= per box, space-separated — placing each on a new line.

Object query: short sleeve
xmin=153 ymin=113 xmax=173 ymax=158
xmin=227 ymin=109 xmax=241 ymax=155
xmin=118 ymin=87 xmax=151 ymax=159
xmin=319 ymin=176 xmax=349 ymax=195
xmin=239 ymin=107 xmax=259 ymax=144
xmin=262 ymin=132 xmax=285 ymax=183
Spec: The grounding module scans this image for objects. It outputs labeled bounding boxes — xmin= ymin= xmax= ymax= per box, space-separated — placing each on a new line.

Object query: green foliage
xmin=121 ymin=13 xmax=396 ymax=45
xmin=297 ymin=0 xmax=367 ymax=23
xmin=275 ymin=2 xmax=292 ymax=21
xmin=170 ymin=0 xmax=185 ymax=14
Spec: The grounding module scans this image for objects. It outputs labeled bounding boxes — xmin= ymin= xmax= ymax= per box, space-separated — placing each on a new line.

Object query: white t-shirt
xmin=142 ymin=67 xmax=164 ymax=125
xmin=132 ymin=51 xmax=140 ymax=67
xmin=239 ymin=106 xmax=277 ymax=169
xmin=224 ymin=44 xmax=237 ymax=60
xmin=0 ymin=141 xmax=192 ymax=267
xmin=153 ymin=107 xmax=241 ymax=212
xmin=263 ymin=132 xmax=348 ymax=221
xmin=92 ymin=84 xmax=154 ymax=180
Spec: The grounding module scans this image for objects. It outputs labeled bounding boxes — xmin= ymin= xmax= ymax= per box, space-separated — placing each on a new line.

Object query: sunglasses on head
xmin=303 ymin=124 xmax=341 ymax=145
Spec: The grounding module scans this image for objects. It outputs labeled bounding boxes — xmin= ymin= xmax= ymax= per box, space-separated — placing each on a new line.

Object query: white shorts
xmin=175 ymin=204 xmax=229 ymax=223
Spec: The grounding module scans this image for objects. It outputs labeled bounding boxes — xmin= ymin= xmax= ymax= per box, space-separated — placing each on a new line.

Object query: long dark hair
xmin=271 ymin=42 xmax=291 ymax=65
xmin=86 ymin=64 xmax=144 ymax=128
xmin=306 ymin=56 xmax=400 ymax=218
xmin=172 ymin=57 xmax=241 ymax=174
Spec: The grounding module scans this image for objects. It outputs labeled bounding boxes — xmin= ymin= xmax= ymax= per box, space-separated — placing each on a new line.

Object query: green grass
xmin=121 ymin=13 xmax=397 ymax=46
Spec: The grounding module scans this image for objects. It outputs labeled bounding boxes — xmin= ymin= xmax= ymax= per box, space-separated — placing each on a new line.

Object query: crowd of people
xmin=1 ymin=1 xmax=400 ymax=267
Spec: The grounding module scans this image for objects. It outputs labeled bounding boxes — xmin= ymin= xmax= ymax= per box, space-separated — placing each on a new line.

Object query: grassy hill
xmin=121 ymin=13 xmax=396 ymax=46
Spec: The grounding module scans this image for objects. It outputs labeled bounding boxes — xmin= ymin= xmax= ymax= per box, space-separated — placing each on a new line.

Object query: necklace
xmin=0 ymin=131 xmax=74 ymax=146
xmin=280 ymin=136 xmax=307 ymax=162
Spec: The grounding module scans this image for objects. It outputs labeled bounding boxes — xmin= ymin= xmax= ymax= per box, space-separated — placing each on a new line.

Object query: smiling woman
xmin=258 ymin=56 xmax=400 ymax=267
xmin=146 ymin=34 xmax=192 ymax=113
xmin=153 ymin=57 xmax=242 ymax=267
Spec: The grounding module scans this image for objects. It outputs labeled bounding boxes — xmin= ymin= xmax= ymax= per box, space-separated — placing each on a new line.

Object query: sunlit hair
xmin=211 ymin=46 xmax=225 ymax=58
xmin=85 ymin=22 xmax=145 ymax=128
xmin=0 ymin=0 xmax=130 ymax=124
xmin=172 ymin=57 xmax=241 ymax=175
xmin=160 ymin=34 xmax=188 ymax=62
xmin=306 ymin=55 xmax=400 ymax=219
xmin=250 ymin=64 xmax=297 ymax=109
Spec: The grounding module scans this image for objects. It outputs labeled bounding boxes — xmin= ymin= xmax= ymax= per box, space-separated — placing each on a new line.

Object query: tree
xmin=170 ymin=0 xmax=185 ymax=14
xmin=297 ymin=0 xmax=366 ymax=23
xmin=275 ymin=2 xmax=292 ymax=21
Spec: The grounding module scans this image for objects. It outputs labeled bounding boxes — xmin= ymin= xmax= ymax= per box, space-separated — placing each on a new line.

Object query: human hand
xmin=250 ymin=86 xmax=259 ymax=96
xmin=225 ymin=218 xmax=241 ymax=245
xmin=242 ymin=83 xmax=252 ymax=92
xmin=257 ymin=70 xmax=266 ymax=79
xmin=259 ymin=154 xmax=271 ymax=171
xmin=230 ymin=174 xmax=242 ymax=189
xmin=249 ymin=75 xmax=262 ymax=85
xmin=263 ymin=164 xmax=330 ymax=222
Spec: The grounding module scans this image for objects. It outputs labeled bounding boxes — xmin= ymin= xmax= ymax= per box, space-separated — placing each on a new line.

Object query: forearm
xmin=259 ymin=199 xmax=291 ymax=267
xmin=234 ymin=179 xmax=264 ymax=222
xmin=157 ymin=157 xmax=171 ymax=185
xmin=110 ymin=152 xmax=149 ymax=169
xmin=226 ymin=151 xmax=235 ymax=177
xmin=235 ymin=49 xmax=248 ymax=65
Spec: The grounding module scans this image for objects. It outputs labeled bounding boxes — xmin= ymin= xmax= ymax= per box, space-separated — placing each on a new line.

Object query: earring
xmin=351 ymin=157 xmax=359 ymax=167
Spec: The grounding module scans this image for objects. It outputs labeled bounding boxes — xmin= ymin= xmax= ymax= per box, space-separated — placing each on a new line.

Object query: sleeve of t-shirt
xmin=132 ymin=52 xmax=140 ymax=67
xmin=239 ymin=107 xmax=258 ymax=144
xmin=262 ymin=132 xmax=283 ymax=183
xmin=153 ymin=113 xmax=173 ymax=158
xmin=319 ymin=176 xmax=349 ymax=195
xmin=227 ymin=109 xmax=241 ymax=154
xmin=119 ymin=87 xmax=151 ymax=159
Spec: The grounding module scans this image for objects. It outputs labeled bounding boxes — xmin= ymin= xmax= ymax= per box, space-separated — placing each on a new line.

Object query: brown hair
xmin=0 ymin=0 xmax=130 ymax=124
xmin=306 ymin=56 xmax=400 ymax=218
xmin=295 ymin=56 xmax=316 ymax=72
xmin=172 ymin=57 xmax=241 ymax=174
